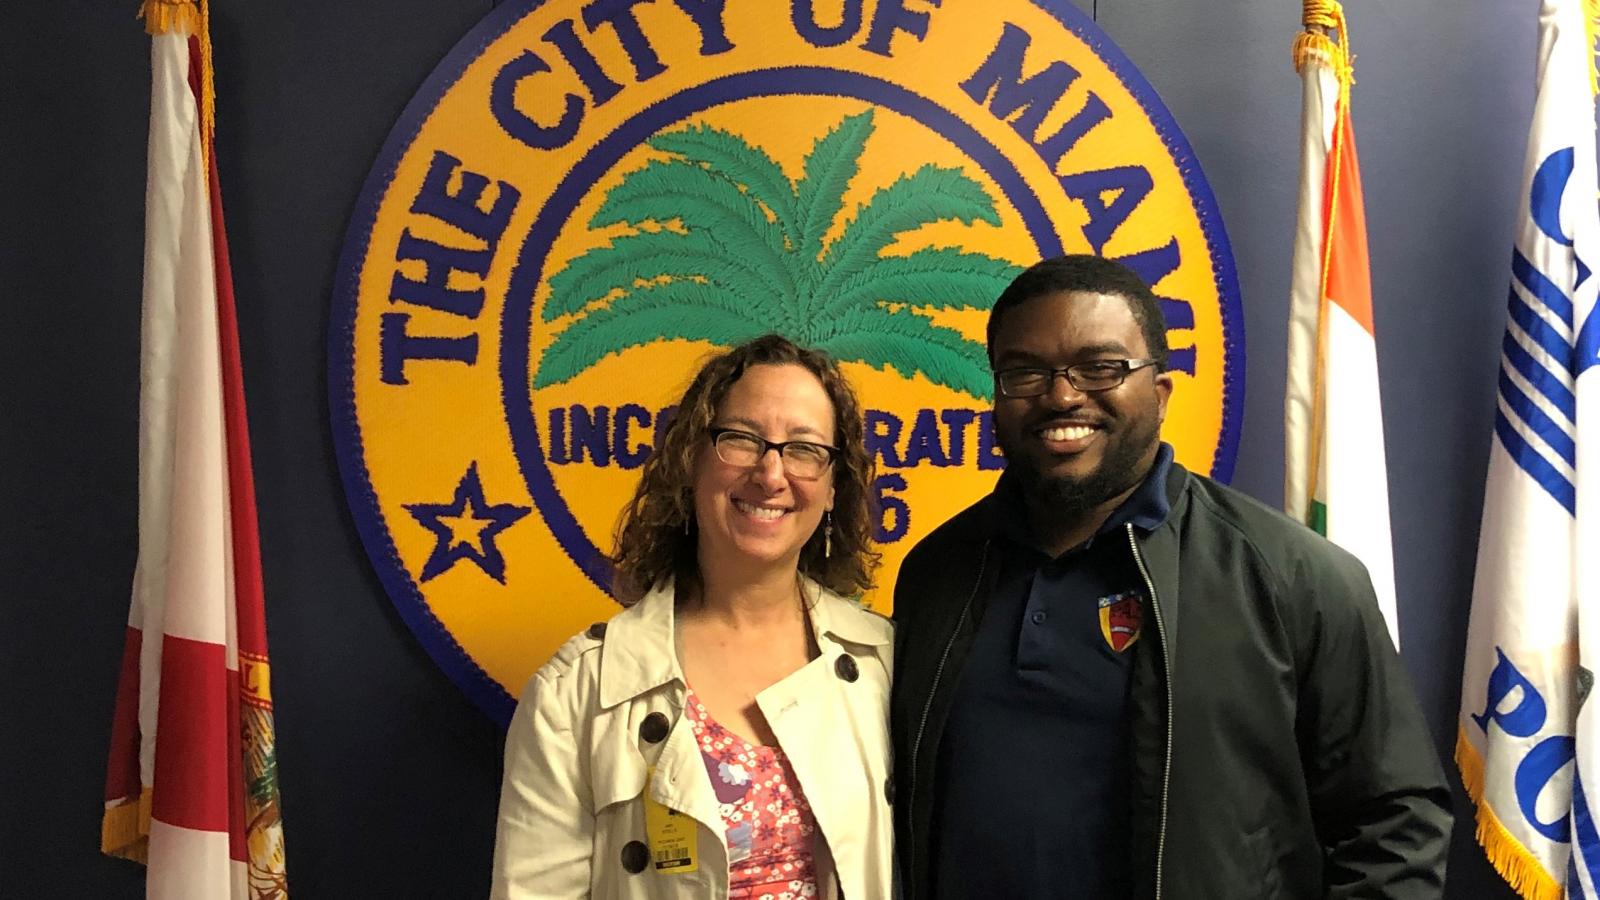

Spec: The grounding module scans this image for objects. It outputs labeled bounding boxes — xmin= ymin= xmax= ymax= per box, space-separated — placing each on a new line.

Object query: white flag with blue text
xmin=1457 ymin=2 xmax=1600 ymax=899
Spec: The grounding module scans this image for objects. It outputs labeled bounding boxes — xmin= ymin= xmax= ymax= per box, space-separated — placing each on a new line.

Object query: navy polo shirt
xmin=931 ymin=444 xmax=1173 ymax=899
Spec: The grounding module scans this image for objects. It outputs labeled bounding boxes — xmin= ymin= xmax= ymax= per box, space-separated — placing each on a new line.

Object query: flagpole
xmin=1284 ymin=0 xmax=1401 ymax=645
xmin=103 ymin=2 xmax=288 ymax=895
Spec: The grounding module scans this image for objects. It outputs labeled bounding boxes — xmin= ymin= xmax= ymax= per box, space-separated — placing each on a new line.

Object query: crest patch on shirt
xmin=1097 ymin=591 xmax=1143 ymax=652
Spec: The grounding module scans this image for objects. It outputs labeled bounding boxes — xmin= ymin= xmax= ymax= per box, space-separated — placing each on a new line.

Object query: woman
xmin=492 ymin=334 xmax=892 ymax=899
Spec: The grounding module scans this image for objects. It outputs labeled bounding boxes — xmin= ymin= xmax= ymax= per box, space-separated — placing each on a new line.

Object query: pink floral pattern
xmin=685 ymin=689 xmax=818 ymax=900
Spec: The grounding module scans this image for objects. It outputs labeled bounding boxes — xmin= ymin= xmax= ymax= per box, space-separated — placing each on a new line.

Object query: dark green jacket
xmin=890 ymin=462 xmax=1451 ymax=900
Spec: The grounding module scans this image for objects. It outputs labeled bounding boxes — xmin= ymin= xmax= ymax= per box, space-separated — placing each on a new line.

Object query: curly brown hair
xmin=610 ymin=334 xmax=879 ymax=604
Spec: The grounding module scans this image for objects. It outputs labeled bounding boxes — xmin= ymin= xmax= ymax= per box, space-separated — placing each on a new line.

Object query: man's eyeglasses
xmin=709 ymin=427 xmax=839 ymax=480
xmin=994 ymin=358 xmax=1162 ymax=398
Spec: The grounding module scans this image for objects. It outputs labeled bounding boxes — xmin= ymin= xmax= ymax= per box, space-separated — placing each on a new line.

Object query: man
xmin=890 ymin=255 xmax=1450 ymax=899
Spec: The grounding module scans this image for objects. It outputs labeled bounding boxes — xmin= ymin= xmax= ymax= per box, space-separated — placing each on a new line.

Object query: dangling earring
xmin=823 ymin=511 xmax=833 ymax=558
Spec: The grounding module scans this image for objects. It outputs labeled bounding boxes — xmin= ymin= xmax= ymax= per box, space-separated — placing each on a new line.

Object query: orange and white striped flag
xmin=1284 ymin=0 xmax=1400 ymax=646
xmin=101 ymin=1 xmax=287 ymax=895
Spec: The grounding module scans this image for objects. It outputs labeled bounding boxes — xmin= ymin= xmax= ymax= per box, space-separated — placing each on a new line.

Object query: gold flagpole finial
xmin=1293 ymin=0 xmax=1353 ymax=83
xmin=1301 ymin=0 xmax=1341 ymax=30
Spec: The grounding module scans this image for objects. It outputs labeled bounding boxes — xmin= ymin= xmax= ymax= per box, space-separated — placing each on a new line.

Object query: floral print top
xmin=684 ymin=689 xmax=818 ymax=899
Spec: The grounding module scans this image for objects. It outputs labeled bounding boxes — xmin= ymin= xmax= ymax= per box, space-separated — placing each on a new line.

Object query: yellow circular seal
xmin=331 ymin=0 xmax=1244 ymax=722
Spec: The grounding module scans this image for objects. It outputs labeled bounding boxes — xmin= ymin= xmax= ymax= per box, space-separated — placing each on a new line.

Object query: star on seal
xmin=405 ymin=463 xmax=530 ymax=584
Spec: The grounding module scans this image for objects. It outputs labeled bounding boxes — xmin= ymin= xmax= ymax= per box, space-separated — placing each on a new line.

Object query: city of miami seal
xmin=331 ymin=0 xmax=1244 ymax=724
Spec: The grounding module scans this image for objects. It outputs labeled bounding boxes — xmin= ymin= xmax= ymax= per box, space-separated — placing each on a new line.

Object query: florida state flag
xmin=101 ymin=1 xmax=288 ymax=895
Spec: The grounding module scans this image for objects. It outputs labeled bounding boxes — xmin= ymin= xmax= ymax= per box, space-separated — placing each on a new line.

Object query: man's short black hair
xmin=986 ymin=255 xmax=1169 ymax=370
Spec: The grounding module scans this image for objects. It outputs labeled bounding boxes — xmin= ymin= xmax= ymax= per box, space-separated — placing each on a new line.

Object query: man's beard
xmin=998 ymin=419 xmax=1161 ymax=520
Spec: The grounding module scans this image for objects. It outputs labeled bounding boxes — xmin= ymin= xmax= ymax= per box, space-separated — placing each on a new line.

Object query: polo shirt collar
xmin=992 ymin=442 xmax=1175 ymax=554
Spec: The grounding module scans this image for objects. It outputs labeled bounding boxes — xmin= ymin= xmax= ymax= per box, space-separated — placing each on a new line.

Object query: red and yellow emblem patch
xmin=1098 ymin=591 xmax=1143 ymax=652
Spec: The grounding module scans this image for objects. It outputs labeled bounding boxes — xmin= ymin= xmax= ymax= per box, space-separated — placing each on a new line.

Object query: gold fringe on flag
xmin=1583 ymin=0 xmax=1600 ymax=98
xmin=100 ymin=787 xmax=153 ymax=864
xmin=1455 ymin=729 xmax=1565 ymax=900
xmin=137 ymin=0 xmax=217 ymax=153
xmin=137 ymin=0 xmax=198 ymax=37
xmin=1293 ymin=0 xmax=1354 ymax=85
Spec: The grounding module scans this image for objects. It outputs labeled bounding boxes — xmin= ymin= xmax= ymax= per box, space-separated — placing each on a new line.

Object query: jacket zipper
xmin=906 ymin=541 xmax=989 ymax=897
xmin=1127 ymin=524 xmax=1171 ymax=900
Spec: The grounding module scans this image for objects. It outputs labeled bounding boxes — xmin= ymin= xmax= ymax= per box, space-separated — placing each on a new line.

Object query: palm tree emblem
xmin=534 ymin=110 xmax=1021 ymax=399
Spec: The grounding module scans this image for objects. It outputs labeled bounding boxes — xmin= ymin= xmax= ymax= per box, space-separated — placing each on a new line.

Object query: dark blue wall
xmin=0 ymin=1 xmax=1538 ymax=896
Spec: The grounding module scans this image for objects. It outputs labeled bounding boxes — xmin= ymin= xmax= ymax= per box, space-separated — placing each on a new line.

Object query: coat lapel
xmin=757 ymin=655 xmax=857 ymax=885
xmin=648 ymin=707 xmax=727 ymax=855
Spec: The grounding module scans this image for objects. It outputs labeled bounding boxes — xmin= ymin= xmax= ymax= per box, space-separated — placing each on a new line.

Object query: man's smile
xmin=1033 ymin=420 xmax=1103 ymax=453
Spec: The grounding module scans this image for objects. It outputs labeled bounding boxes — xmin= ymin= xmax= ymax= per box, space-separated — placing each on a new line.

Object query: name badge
xmin=643 ymin=768 xmax=698 ymax=873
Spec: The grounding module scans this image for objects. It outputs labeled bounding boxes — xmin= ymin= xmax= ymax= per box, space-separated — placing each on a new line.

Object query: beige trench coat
xmin=491 ymin=579 xmax=895 ymax=899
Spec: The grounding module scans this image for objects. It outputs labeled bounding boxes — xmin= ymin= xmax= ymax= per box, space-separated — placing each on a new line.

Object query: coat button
xmin=586 ymin=622 xmax=607 ymax=640
xmin=620 ymin=840 xmax=649 ymax=874
xmin=884 ymin=777 xmax=895 ymax=805
xmin=640 ymin=711 xmax=670 ymax=744
xmin=835 ymin=654 xmax=859 ymax=682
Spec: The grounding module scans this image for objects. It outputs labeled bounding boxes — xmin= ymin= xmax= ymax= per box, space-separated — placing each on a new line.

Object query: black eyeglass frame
xmin=993 ymin=358 xmax=1163 ymax=398
xmin=707 ymin=427 xmax=840 ymax=478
